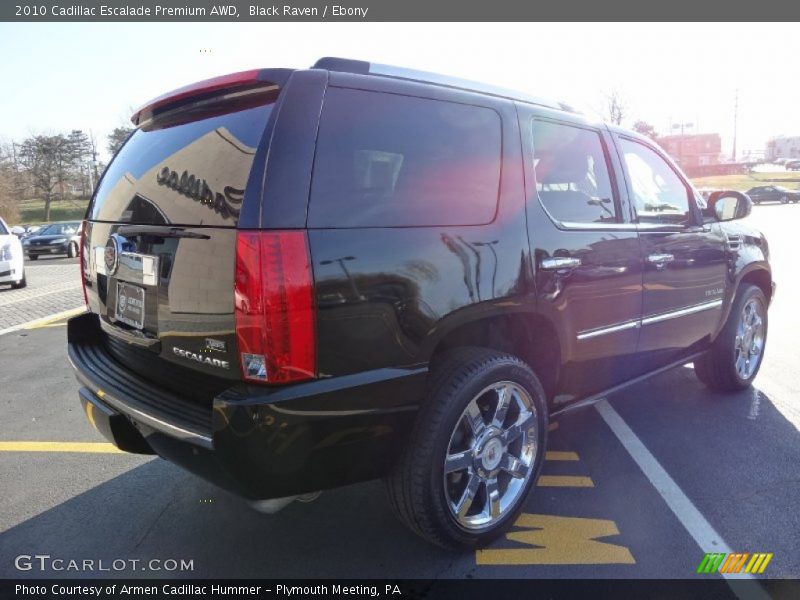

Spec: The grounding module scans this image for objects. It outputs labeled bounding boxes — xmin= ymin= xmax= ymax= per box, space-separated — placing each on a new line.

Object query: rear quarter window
xmin=308 ymin=88 xmax=502 ymax=228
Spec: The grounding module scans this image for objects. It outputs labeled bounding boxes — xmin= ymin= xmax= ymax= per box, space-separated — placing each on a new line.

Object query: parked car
xmin=0 ymin=217 xmax=26 ymax=288
xmin=17 ymin=224 xmax=42 ymax=239
xmin=785 ymin=160 xmax=800 ymax=171
xmin=67 ymin=58 xmax=774 ymax=549
xmin=745 ymin=185 xmax=800 ymax=204
xmin=22 ymin=221 xmax=82 ymax=259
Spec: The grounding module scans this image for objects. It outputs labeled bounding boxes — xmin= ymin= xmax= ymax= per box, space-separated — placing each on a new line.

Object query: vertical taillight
xmin=234 ymin=231 xmax=316 ymax=384
xmin=79 ymin=220 xmax=89 ymax=307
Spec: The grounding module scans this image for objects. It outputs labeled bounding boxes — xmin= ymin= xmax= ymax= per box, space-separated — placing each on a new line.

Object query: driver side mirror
xmin=10 ymin=226 xmax=25 ymax=237
xmin=705 ymin=191 xmax=752 ymax=222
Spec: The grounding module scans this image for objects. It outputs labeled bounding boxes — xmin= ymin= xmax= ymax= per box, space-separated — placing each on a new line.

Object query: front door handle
xmin=540 ymin=256 xmax=582 ymax=271
xmin=647 ymin=253 xmax=674 ymax=269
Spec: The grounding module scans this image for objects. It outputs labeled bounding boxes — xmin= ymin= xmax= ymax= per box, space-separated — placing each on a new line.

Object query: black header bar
xmin=2 ymin=0 xmax=800 ymax=22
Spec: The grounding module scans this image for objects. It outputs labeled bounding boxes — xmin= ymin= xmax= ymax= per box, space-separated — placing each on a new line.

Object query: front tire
xmin=386 ymin=348 xmax=548 ymax=549
xmin=11 ymin=270 xmax=26 ymax=289
xmin=67 ymin=243 xmax=78 ymax=258
xmin=694 ymin=284 xmax=768 ymax=392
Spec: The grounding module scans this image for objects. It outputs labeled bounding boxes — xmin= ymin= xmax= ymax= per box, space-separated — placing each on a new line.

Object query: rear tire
xmin=780 ymin=195 xmax=788 ymax=204
xmin=694 ymin=284 xmax=767 ymax=392
xmin=28 ymin=255 xmax=38 ymax=261
xmin=386 ymin=348 xmax=548 ymax=549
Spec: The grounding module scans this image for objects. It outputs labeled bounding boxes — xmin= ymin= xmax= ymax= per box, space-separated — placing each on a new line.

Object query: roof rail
xmin=312 ymin=57 xmax=577 ymax=113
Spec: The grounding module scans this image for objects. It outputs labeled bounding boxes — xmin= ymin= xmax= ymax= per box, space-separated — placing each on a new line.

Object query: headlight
xmin=22 ymin=239 xmax=30 ymax=246
xmin=0 ymin=244 xmax=12 ymax=261
xmin=50 ymin=237 xmax=67 ymax=244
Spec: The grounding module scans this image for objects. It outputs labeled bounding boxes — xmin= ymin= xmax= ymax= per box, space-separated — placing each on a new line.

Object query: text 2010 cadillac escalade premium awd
xmin=68 ymin=58 xmax=774 ymax=549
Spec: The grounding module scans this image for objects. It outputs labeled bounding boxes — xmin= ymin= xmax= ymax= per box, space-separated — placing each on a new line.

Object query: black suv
xmin=68 ymin=58 xmax=774 ymax=549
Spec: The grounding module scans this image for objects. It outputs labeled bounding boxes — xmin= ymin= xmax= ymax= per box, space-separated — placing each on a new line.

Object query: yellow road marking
xmin=0 ymin=442 xmax=122 ymax=454
xmin=476 ymin=513 xmax=635 ymax=565
xmin=84 ymin=402 xmax=97 ymax=430
xmin=545 ymin=451 xmax=579 ymax=461
xmin=537 ymin=475 xmax=594 ymax=487
xmin=22 ymin=307 xmax=85 ymax=330
xmin=548 ymin=422 xmax=559 ymax=432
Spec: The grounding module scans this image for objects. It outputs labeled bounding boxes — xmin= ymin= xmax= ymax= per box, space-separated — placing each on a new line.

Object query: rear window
xmin=308 ymin=88 xmax=501 ymax=228
xmin=89 ymin=104 xmax=273 ymax=227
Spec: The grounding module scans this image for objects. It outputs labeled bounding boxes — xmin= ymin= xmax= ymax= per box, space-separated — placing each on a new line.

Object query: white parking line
xmin=595 ymin=400 xmax=769 ymax=598
xmin=0 ymin=307 xmax=85 ymax=337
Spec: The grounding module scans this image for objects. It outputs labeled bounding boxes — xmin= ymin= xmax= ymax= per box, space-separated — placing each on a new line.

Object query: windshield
xmin=38 ymin=223 xmax=79 ymax=236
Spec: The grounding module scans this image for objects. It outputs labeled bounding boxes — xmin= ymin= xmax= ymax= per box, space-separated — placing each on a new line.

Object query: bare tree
xmin=0 ymin=146 xmax=19 ymax=223
xmin=606 ymin=90 xmax=627 ymax=125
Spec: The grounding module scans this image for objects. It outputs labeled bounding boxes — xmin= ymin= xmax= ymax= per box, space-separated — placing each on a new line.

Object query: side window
xmin=531 ymin=120 xmax=618 ymax=225
xmin=309 ymin=88 xmax=502 ymax=227
xmin=618 ymin=138 xmax=692 ymax=226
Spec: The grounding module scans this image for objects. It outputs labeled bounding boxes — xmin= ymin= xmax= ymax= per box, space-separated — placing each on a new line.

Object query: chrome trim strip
xmin=641 ymin=299 xmax=723 ymax=326
xmin=577 ymin=299 xmax=723 ymax=341
xmin=577 ymin=320 xmax=640 ymax=340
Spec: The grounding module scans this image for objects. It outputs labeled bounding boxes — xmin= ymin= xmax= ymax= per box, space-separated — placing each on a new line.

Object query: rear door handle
xmin=647 ymin=253 xmax=674 ymax=269
xmin=540 ymin=257 xmax=582 ymax=271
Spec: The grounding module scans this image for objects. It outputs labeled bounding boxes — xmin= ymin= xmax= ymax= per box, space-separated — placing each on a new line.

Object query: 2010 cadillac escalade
xmin=68 ymin=57 xmax=774 ymax=549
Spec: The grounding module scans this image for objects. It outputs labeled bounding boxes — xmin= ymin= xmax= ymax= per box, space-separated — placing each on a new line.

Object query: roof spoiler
xmin=131 ymin=68 xmax=294 ymax=128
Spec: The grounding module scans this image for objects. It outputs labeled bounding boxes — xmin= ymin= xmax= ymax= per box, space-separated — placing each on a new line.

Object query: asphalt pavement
xmin=0 ymin=207 xmax=797 ymax=581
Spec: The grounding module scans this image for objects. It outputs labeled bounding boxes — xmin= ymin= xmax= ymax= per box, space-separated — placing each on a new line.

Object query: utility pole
xmin=732 ymin=89 xmax=738 ymax=162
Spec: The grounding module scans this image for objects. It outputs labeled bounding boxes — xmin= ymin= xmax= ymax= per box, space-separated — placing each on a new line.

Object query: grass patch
xmin=691 ymin=172 xmax=800 ymax=192
xmin=17 ymin=197 xmax=89 ymax=224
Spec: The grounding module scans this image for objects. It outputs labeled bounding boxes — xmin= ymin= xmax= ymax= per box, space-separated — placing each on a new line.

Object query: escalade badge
xmin=173 ymin=346 xmax=230 ymax=370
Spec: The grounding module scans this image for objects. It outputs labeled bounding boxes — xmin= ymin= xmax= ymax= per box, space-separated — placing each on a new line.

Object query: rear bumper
xmin=67 ymin=312 xmax=424 ymax=499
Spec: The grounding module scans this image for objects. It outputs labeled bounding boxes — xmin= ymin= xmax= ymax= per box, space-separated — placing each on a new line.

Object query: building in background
xmin=765 ymin=136 xmax=800 ymax=161
xmin=657 ymin=133 xmax=722 ymax=169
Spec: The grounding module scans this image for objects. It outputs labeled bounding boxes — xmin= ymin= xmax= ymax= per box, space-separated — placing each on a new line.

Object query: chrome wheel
xmin=443 ymin=381 xmax=538 ymax=530
xmin=735 ymin=297 xmax=765 ymax=380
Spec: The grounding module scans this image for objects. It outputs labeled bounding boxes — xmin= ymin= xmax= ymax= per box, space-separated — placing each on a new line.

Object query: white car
xmin=0 ymin=217 xmax=26 ymax=289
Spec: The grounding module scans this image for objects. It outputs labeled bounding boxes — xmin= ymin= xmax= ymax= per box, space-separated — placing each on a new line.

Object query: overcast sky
xmin=1 ymin=22 xmax=798 ymax=160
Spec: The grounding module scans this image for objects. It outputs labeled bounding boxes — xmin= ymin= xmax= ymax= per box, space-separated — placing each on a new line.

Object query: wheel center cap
xmin=481 ymin=438 xmax=504 ymax=471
